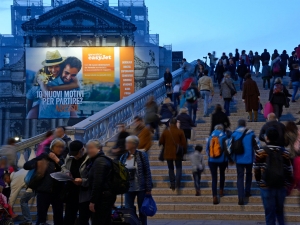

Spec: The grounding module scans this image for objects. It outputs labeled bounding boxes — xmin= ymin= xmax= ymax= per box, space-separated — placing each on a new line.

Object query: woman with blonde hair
xmin=176 ymin=107 xmax=195 ymax=141
xmin=269 ymin=77 xmax=291 ymax=120
xmin=159 ymin=97 xmax=177 ymax=126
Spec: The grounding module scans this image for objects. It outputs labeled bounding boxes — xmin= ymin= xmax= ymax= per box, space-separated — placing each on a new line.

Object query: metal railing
xmin=15 ymin=61 xmax=196 ymax=162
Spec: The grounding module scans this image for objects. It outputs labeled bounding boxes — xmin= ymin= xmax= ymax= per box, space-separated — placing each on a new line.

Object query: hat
xmin=41 ymin=50 xmax=66 ymax=66
xmin=69 ymin=140 xmax=84 ymax=156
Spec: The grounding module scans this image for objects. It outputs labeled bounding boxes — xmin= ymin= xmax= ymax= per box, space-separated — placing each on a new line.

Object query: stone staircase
xmin=12 ymin=75 xmax=300 ymax=223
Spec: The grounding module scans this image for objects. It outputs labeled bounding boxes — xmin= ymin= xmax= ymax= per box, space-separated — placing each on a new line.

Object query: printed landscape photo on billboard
xmin=25 ymin=47 xmax=134 ymax=119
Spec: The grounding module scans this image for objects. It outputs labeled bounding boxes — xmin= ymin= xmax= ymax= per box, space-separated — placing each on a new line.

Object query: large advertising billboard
xmin=25 ymin=47 xmax=134 ymax=119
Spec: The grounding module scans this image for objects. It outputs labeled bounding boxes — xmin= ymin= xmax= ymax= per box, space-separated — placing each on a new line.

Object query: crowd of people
xmin=0 ymin=45 xmax=299 ymax=225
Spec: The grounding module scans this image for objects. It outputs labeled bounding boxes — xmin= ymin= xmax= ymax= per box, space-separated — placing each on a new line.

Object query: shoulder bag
xmin=225 ymin=81 xmax=237 ymax=97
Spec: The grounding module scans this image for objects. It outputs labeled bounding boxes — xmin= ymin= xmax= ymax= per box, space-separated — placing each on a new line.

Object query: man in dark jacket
xmin=261 ymin=49 xmax=271 ymax=66
xmin=87 ymin=140 xmax=116 ymax=225
xmin=237 ymin=59 xmax=248 ymax=91
xmin=62 ymin=140 xmax=90 ymax=225
xmin=290 ymin=64 xmax=300 ymax=102
xmin=164 ymin=68 xmax=172 ymax=90
xmin=55 ymin=126 xmax=72 ymax=158
xmin=259 ymin=113 xmax=286 ymax=147
xmin=235 ymin=49 xmax=240 ymax=67
xmin=228 ymin=59 xmax=237 ymax=80
xmin=280 ymin=50 xmax=289 ymax=75
xmin=288 ymin=51 xmax=298 ymax=71
xmin=185 ymin=82 xmax=200 ymax=124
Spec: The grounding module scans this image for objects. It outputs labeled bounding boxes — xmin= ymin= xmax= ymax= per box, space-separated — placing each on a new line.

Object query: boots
xmin=213 ymin=196 xmax=219 ymax=205
xmin=248 ymin=111 xmax=253 ymax=122
xmin=219 ymin=189 xmax=224 ymax=197
xmin=253 ymin=111 xmax=258 ymax=122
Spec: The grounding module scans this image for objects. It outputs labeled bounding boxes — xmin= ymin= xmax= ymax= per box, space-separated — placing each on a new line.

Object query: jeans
xmin=236 ymin=164 xmax=253 ymax=200
xmin=292 ymin=81 xmax=300 ymax=101
xmin=223 ymin=98 xmax=231 ymax=116
xmin=260 ymin=187 xmax=286 ymax=225
xmin=201 ymin=90 xmax=210 ymax=115
xmin=250 ymin=64 xmax=253 ymax=73
xmin=125 ymin=191 xmax=147 ymax=225
xmin=273 ymin=104 xmax=283 ymax=119
xmin=36 ymin=192 xmax=64 ymax=225
xmin=92 ymin=192 xmax=116 ymax=225
xmin=20 ymin=191 xmax=35 ymax=223
xmin=239 ymin=77 xmax=244 ymax=90
xmin=173 ymin=92 xmax=180 ymax=108
xmin=236 ymin=61 xmax=239 ymax=67
xmin=167 ymin=160 xmax=183 ymax=188
xmin=187 ymin=102 xmax=197 ymax=124
xmin=208 ymin=161 xmax=227 ymax=196
xmin=193 ymin=169 xmax=203 ymax=191
xmin=263 ymin=78 xmax=271 ymax=89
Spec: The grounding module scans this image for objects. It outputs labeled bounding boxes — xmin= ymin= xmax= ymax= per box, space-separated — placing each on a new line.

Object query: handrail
xmin=15 ymin=60 xmax=196 ymax=152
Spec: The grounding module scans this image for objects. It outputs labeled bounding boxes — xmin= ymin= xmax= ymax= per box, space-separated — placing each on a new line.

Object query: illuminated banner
xmin=25 ymin=47 xmax=134 ymax=119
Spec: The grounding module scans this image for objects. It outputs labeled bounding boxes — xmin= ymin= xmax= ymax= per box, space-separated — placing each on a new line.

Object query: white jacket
xmin=9 ymin=169 xmax=28 ymax=206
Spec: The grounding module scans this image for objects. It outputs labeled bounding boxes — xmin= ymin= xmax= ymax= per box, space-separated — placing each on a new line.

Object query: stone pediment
xmin=22 ymin=0 xmax=136 ymax=35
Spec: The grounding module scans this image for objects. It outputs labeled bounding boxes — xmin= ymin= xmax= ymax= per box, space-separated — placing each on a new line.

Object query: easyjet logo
xmin=88 ymin=54 xmax=112 ymax=60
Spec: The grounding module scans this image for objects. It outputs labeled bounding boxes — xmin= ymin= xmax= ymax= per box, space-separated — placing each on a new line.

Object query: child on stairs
xmin=189 ymin=145 xmax=205 ymax=196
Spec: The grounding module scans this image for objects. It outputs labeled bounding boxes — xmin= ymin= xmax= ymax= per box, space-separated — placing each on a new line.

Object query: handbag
xmin=225 ymin=81 xmax=237 ymax=97
xmin=168 ymin=129 xmax=184 ymax=157
xmin=158 ymin=147 xmax=164 ymax=162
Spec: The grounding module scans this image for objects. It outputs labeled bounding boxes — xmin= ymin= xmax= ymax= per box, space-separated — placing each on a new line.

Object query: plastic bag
xmin=141 ymin=194 xmax=157 ymax=217
xmin=264 ymin=102 xmax=274 ymax=119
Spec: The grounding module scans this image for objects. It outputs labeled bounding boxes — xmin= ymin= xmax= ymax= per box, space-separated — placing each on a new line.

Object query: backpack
xmin=263 ymin=147 xmax=285 ymax=188
xmin=294 ymin=130 xmax=300 ymax=154
xmin=231 ymin=129 xmax=248 ymax=155
xmin=209 ymin=135 xmax=224 ymax=158
xmin=104 ymin=156 xmax=130 ymax=195
xmin=273 ymin=61 xmax=281 ymax=74
xmin=185 ymin=88 xmax=197 ymax=103
xmin=273 ymin=83 xmax=283 ymax=94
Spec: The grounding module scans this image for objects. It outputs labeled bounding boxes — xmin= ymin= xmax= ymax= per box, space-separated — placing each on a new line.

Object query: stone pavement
xmin=148 ymin=220 xmax=300 ymax=225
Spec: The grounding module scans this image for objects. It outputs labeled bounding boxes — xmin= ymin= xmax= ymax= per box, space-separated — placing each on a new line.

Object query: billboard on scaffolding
xmin=25 ymin=47 xmax=134 ymax=119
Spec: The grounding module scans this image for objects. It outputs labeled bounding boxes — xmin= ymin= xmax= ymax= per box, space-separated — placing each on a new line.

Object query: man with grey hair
xmin=229 ymin=119 xmax=259 ymax=205
xmin=259 ymin=113 xmax=286 ymax=146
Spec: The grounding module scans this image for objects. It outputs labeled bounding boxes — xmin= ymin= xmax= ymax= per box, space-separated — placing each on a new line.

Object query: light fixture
xmin=14 ymin=136 xmax=20 ymax=142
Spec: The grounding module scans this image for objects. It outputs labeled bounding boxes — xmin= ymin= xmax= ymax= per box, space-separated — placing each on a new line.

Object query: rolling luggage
xmin=111 ymin=195 xmax=141 ymax=225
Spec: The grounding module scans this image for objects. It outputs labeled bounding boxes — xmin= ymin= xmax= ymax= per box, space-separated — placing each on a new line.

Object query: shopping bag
xmin=141 ymin=194 xmax=157 ymax=217
xmin=264 ymin=102 xmax=274 ymax=119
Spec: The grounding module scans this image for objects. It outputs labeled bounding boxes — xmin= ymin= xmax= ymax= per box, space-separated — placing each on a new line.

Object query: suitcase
xmin=111 ymin=195 xmax=141 ymax=225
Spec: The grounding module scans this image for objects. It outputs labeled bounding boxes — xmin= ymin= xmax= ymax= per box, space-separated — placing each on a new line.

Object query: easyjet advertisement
xmin=25 ymin=47 xmax=134 ymax=119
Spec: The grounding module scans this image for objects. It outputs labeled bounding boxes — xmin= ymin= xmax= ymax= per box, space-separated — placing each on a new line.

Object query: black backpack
xmin=103 ymin=156 xmax=130 ymax=195
xmin=263 ymin=147 xmax=285 ymax=188
xmin=231 ymin=129 xmax=248 ymax=155
xmin=185 ymin=88 xmax=197 ymax=103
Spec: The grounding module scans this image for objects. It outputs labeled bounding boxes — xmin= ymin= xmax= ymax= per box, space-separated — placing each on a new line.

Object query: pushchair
xmin=0 ymin=204 xmax=14 ymax=225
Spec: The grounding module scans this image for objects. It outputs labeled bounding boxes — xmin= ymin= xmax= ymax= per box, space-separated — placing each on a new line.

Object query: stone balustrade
xmin=14 ymin=61 xmax=196 ymax=165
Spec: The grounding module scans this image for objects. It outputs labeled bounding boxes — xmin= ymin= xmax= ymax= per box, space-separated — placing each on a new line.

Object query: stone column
xmin=52 ymin=36 xmax=57 ymax=47
xmin=24 ymin=119 xmax=30 ymax=139
xmin=51 ymin=119 xmax=56 ymax=130
xmin=0 ymin=109 xmax=2 ymax=144
xmin=3 ymin=109 xmax=10 ymax=142
xmin=25 ymin=36 xmax=30 ymax=47
xmin=121 ymin=36 xmax=126 ymax=47
xmin=128 ymin=36 xmax=133 ymax=46
xmin=58 ymin=36 xmax=64 ymax=47
xmin=31 ymin=119 xmax=37 ymax=137
xmin=102 ymin=36 xmax=107 ymax=46
xmin=58 ymin=119 xmax=63 ymax=126
xmin=32 ymin=36 xmax=37 ymax=47
xmin=95 ymin=36 xmax=100 ymax=47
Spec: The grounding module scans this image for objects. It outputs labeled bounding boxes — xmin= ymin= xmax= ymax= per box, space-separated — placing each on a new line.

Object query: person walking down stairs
xmin=242 ymin=73 xmax=260 ymax=122
xmin=206 ymin=124 xmax=229 ymax=205
xmin=228 ymin=119 xmax=259 ymax=205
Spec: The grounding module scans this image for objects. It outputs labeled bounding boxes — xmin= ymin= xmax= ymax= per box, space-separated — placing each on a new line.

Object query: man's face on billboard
xmin=62 ymin=64 xmax=79 ymax=84
xmin=47 ymin=64 xmax=61 ymax=77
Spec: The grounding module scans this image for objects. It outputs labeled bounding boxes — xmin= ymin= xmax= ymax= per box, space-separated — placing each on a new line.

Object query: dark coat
xmin=210 ymin=111 xmax=231 ymax=134
xmin=280 ymin=53 xmax=289 ymax=65
xmin=261 ymin=51 xmax=270 ymax=65
xmin=237 ymin=63 xmax=248 ymax=78
xmin=177 ymin=113 xmax=195 ymax=130
xmin=259 ymin=120 xmax=286 ymax=147
xmin=23 ymin=153 xmax=64 ymax=193
xmin=269 ymin=84 xmax=290 ymax=105
xmin=242 ymin=78 xmax=260 ymax=111
xmin=290 ymin=69 xmax=300 ymax=82
xmin=88 ymin=152 xmax=114 ymax=204
xmin=164 ymin=72 xmax=173 ymax=84
xmin=159 ymin=103 xmax=176 ymax=119
xmin=159 ymin=125 xmax=187 ymax=160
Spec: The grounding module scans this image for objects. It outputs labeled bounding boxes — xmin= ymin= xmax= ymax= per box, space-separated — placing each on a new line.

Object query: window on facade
xmin=21 ymin=16 xmax=31 ymax=21
xmin=135 ymin=15 xmax=144 ymax=21
xmin=137 ymin=30 xmax=144 ymax=35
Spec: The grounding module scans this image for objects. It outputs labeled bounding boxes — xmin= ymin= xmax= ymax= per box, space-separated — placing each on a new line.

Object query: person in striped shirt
xmin=254 ymin=127 xmax=293 ymax=225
